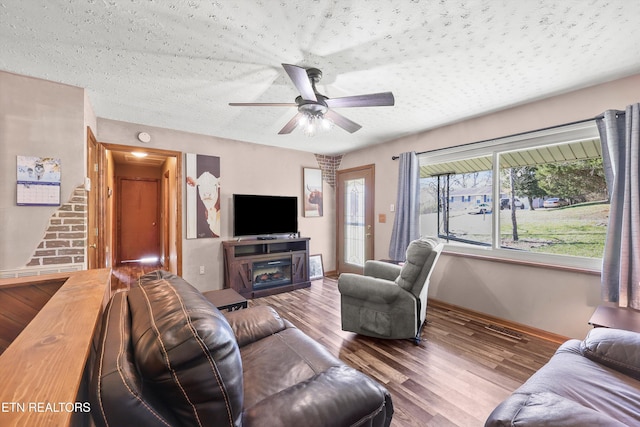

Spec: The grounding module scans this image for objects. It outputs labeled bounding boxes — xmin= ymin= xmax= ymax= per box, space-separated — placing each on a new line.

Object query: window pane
xmin=344 ymin=178 xmax=365 ymax=267
xmin=419 ymin=159 xmax=493 ymax=246
xmin=498 ymin=140 xmax=609 ymax=259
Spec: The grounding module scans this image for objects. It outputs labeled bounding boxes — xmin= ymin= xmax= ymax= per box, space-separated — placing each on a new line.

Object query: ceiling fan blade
xmin=282 ymin=63 xmax=317 ymax=102
xmin=324 ymin=110 xmax=362 ymax=133
xmin=278 ymin=112 xmax=303 ymax=134
xmin=325 ymin=92 xmax=395 ymax=108
xmin=229 ymin=102 xmax=296 ymax=107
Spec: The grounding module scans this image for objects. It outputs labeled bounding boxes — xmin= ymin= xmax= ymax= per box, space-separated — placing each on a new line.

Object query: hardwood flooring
xmin=250 ymin=279 xmax=559 ymax=427
xmin=111 ymin=267 xmax=560 ymax=426
xmin=111 ymin=261 xmax=162 ymax=291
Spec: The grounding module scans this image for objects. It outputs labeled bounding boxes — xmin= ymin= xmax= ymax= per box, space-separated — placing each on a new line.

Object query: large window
xmin=419 ymin=121 xmax=608 ymax=270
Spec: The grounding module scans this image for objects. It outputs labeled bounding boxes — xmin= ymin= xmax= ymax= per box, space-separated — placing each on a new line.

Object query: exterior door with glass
xmin=336 ymin=165 xmax=375 ymax=274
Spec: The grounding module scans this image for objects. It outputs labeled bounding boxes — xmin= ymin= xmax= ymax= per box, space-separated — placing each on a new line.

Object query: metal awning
xmin=420 ymin=138 xmax=602 ymax=178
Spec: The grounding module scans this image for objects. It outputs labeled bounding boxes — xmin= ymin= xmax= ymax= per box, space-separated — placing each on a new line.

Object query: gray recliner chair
xmin=338 ymin=237 xmax=443 ymax=344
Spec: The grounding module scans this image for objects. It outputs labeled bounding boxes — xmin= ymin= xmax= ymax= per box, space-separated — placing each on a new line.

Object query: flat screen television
xmin=233 ymin=194 xmax=298 ymax=238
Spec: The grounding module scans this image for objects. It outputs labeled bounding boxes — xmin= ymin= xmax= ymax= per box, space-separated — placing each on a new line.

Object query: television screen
xmin=233 ymin=194 xmax=298 ymax=237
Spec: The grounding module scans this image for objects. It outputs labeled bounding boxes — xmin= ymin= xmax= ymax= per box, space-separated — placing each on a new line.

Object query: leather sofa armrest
xmin=581 ymin=327 xmax=640 ymax=380
xmin=225 ymin=305 xmax=287 ymax=347
xmin=364 ymin=260 xmax=401 ymax=280
xmin=243 ymin=365 xmax=393 ymax=427
xmin=338 ymin=273 xmax=406 ymax=304
xmin=485 ymin=391 xmax=627 ymax=426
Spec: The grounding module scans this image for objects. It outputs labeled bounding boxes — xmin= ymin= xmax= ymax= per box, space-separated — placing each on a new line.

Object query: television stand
xmin=222 ymin=237 xmax=310 ymax=298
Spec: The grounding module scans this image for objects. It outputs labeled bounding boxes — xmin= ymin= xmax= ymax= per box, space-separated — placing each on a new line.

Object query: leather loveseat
xmin=485 ymin=327 xmax=640 ymax=426
xmin=91 ymin=270 xmax=393 ymax=427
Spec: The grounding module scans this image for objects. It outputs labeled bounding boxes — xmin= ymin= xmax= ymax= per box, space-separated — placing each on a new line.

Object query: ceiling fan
xmin=229 ymin=63 xmax=394 ymax=135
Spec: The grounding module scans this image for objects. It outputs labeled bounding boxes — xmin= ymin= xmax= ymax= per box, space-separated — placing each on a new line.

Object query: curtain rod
xmin=391 ymin=112 xmax=620 ymax=160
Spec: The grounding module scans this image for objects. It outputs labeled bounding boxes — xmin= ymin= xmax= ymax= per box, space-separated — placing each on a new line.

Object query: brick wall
xmin=314 ymin=154 xmax=343 ymax=188
xmin=27 ymin=185 xmax=86 ymax=268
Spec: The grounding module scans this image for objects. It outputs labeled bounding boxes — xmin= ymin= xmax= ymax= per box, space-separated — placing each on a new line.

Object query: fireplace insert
xmin=252 ymin=258 xmax=292 ymax=290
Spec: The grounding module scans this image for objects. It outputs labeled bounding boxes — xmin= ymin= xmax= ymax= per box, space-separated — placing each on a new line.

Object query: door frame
xmin=86 ymin=127 xmax=107 ymax=269
xmin=98 ymin=143 xmax=183 ymax=276
xmin=336 ymin=164 xmax=375 ymax=275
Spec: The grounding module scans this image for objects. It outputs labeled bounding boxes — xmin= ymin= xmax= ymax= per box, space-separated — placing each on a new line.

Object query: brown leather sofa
xmin=90 ymin=270 xmax=393 ymax=427
xmin=485 ymin=327 xmax=640 ymax=426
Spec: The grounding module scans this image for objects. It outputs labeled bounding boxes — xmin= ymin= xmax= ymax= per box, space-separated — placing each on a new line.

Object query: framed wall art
xmin=303 ymin=167 xmax=323 ymax=217
xmin=185 ymin=153 xmax=221 ymax=239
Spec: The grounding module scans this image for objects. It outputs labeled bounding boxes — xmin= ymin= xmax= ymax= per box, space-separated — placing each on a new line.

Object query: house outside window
xmin=418 ymin=121 xmax=608 ymax=270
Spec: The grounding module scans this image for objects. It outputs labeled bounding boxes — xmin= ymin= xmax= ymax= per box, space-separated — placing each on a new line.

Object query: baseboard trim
xmin=324 ymin=270 xmax=338 ymax=279
xmin=429 ymin=299 xmax=569 ymax=345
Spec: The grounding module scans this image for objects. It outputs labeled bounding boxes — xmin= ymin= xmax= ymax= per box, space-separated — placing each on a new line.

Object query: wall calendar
xmin=16 ymin=156 xmax=61 ymax=206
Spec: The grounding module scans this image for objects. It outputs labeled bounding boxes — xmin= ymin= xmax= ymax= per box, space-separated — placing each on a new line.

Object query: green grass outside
xmin=499 ymin=203 xmax=609 ymax=258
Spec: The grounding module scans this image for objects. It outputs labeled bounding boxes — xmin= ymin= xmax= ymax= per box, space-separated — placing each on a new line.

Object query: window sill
xmin=442 ymin=244 xmax=601 ymax=276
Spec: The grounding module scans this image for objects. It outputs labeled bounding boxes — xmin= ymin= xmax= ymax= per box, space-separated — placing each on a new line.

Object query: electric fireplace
xmin=252 ymin=258 xmax=292 ymax=290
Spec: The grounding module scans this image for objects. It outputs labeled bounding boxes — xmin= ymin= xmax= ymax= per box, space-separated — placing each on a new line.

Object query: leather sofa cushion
xmin=581 ymin=327 xmax=640 ymax=380
xmin=224 ymin=305 xmax=287 ymax=347
xmin=240 ymin=326 xmax=342 ymax=409
xmin=243 ymin=365 xmax=393 ymax=427
xmin=128 ymin=273 xmax=244 ymax=427
xmin=90 ymin=291 xmax=178 ymax=427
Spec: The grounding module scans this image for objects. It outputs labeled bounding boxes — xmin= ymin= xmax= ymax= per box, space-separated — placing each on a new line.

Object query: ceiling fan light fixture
xmin=299 ymin=112 xmax=333 ymax=137
xmin=230 ymin=64 xmax=393 ymax=136
xmin=321 ymin=115 xmax=334 ymax=131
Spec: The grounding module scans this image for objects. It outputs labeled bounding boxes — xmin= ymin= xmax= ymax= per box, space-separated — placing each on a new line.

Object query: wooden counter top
xmin=0 ymin=269 xmax=111 ymax=427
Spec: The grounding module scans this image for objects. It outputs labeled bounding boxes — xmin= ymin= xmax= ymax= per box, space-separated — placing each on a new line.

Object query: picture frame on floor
xmin=309 ymin=254 xmax=324 ymax=280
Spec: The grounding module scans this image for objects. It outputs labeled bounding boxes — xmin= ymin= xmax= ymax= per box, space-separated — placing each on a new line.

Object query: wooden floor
xmin=111 ymin=261 xmax=162 ymax=291
xmin=112 ymin=267 xmax=560 ymax=426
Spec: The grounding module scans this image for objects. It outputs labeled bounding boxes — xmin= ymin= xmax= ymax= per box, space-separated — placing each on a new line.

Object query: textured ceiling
xmin=2 ymin=0 xmax=640 ymax=155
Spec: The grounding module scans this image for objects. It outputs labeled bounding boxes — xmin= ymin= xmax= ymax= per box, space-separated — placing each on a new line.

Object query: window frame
xmin=418 ymin=120 xmax=603 ymax=272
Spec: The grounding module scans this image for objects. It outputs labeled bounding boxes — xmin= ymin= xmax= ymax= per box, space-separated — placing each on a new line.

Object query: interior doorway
xmin=91 ymin=143 xmax=182 ymax=275
xmin=336 ymin=164 xmax=375 ymax=275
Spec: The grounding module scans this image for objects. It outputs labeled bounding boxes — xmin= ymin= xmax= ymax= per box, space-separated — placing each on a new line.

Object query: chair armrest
xmin=580 ymin=327 xmax=640 ymax=380
xmin=243 ymin=365 xmax=393 ymax=427
xmin=338 ymin=274 xmax=405 ymax=304
xmin=364 ymin=260 xmax=401 ymax=281
xmin=224 ymin=306 xmax=287 ymax=347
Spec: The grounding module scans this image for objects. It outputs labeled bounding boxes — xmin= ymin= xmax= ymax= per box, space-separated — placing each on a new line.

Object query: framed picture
xmin=309 ymin=254 xmax=324 ymax=280
xmin=303 ymin=167 xmax=323 ymax=217
xmin=185 ymin=153 xmax=221 ymax=239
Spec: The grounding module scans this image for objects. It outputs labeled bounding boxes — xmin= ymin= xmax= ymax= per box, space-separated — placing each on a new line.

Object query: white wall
xmin=340 ymin=73 xmax=640 ymax=339
xmin=97 ymin=119 xmax=336 ymax=291
xmin=0 ymin=71 xmax=87 ymax=269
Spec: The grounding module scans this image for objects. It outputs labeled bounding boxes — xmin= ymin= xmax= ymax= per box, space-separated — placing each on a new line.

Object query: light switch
xmin=390 ymin=204 xmax=395 ymax=212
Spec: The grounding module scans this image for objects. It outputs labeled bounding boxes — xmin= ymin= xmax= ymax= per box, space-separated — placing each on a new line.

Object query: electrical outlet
xmin=199 ymin=266 xmax=205 ymax=275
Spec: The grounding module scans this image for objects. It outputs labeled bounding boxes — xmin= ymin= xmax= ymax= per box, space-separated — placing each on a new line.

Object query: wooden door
xmin=336 ymin=165 xmax=375 ymax=274
xmin=117 ymin=178 xmax=160 ymax=263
